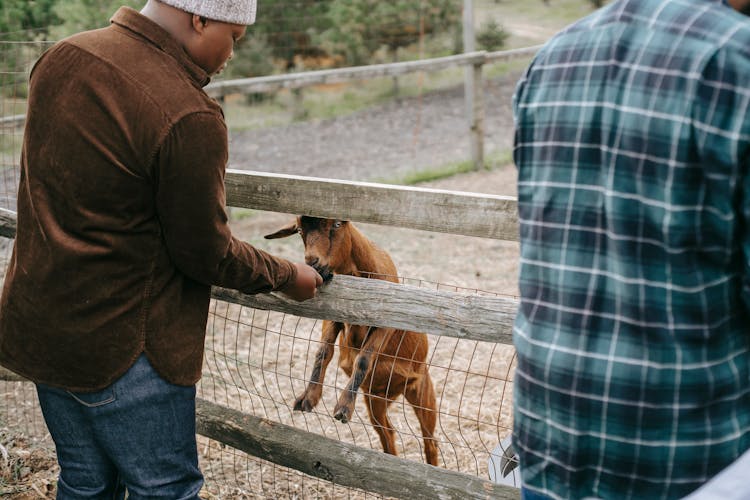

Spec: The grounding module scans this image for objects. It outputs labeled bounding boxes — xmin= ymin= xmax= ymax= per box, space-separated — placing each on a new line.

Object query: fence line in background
xmin=2 ymin=46 xmax=541 ymax=167
xmin=205 ymin=47 xmax=540 ymax=96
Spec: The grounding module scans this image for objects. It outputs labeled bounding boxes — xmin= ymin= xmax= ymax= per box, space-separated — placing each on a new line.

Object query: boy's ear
xmin=191 ymin=14 xmax=207 ymax=34
xmin=264 ymin=221 xmax=298 ymax=239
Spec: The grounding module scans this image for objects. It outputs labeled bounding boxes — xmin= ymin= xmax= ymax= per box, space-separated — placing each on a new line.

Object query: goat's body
xmin=266 ymin=218 xmax=439 ymax=466
xmin=335 ymin=321 xmax=437 ymax=463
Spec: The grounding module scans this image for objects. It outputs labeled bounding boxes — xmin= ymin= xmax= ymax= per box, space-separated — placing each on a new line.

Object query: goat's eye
xmin=333 ymin=221 xmax=343 ymax=229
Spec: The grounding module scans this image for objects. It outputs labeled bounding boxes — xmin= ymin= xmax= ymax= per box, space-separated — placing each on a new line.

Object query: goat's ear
xmin=264 ymin=221 xmax=298 ymax=239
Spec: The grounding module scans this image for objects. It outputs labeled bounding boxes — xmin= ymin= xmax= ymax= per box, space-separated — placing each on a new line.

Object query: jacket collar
xmin=110 ymin=7 xmax=211 ymax=87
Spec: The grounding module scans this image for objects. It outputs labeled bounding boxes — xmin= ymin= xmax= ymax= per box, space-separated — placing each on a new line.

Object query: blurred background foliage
xmin=1 ymin=0 xmax=465 ymax=79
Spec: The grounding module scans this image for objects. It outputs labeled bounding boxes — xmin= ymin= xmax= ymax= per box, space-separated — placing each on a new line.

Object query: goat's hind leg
xmin=364 ymin=393 xmax=398 ymax=456
xmin=405 ymin=373 xmax=439 ymax=466
xmin=294 ymin=321 xmax=342 ymax=412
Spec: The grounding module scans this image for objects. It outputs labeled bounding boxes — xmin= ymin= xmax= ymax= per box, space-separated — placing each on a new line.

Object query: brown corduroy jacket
xmin=0 ymin=7 xmax=297 ymax=391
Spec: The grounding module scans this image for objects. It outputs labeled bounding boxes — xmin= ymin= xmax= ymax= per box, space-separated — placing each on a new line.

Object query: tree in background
xmin=222 ymin=33 xmax=277 ymax=79
xmin=315 ymin=0 xmax=461 ymax=66
xmin=51 ymin=0 xmax=143 ymax=37
xmin=1 ymin=0 xmax=62 ymax=97
xmin=237 ymin=0 xmax=332 ymax=72
xmin=1 ymin=0 xmax=462 ymax=79
xmin=0 ymin=0 xmax=61 ymax=40
xmin=476 ymin=19 xmax=509 ymax=52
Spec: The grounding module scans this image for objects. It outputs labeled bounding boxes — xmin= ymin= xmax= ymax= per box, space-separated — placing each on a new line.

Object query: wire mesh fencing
xmin=197 ymin=277 xmax=517 ymax=498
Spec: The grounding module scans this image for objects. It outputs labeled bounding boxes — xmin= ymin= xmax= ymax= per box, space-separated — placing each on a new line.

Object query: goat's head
xmin=264 ymin=216 xmax=353 ymax=281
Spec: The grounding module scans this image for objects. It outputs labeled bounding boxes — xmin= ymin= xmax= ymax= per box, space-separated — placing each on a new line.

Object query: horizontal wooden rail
xmin=0 ymin=374 xmax=519 ymax=497
xmin=0 ymin=207 xmax=17 ymax=238
xmin=0 ymin=114 xmax=25 ymax=129
xmin=196 ymin=398 xmax=519 ymax=500
xmin=0 ymin=206 xmax=518 ymax=344
xmin=485 ymin=45 xmax=542 ymax=63
xmin=226 ymin=170 xmax=519 ymax=241
xmin=0 ymin=373 xmax=519 ymax=498
xmin=205 ymin=46 xmax=539 ymax=97
xmin=0 ymin=174 xmax=519 ymax=242
xmin=0 ymin=365 xmax=26 ymax=382
xmin=213 ymin=274 xmax=516 ymax=344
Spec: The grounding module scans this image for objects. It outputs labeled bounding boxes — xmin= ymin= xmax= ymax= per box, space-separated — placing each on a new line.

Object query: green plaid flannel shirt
xmin=512 ymin=0 xmax=750 ymax=498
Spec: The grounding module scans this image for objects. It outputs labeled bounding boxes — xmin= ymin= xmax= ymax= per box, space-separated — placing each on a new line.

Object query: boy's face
xmin=187 ymin=18 xmax=246 ymax=75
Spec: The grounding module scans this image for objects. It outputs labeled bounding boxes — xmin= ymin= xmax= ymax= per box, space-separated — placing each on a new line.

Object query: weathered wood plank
xmin=485 ymin=45 xmax=541 ymax=64
xmin=225 ymin=170 xmax=519 ymax=241
xmin=204 ymin=46 xmax=540 ymax=98
xmin=0 ymin=114 xmax=26 ymax=129
xmin=0 ymin=207 xmax=518 ymax=344
xmin=206 ymin=52 xmax=489 ymax=97
xmin=212 ymin=274 xmax=517 ymax=345
xmin=0 ymin=174 xmax=519 ymax=242
xmin=0 ymin=365 xmax=26 ymax=382
xmin=196 ymin=398 xmax=519 ymax=500
xmin=0 ymin=208 xmax=17 ymax=238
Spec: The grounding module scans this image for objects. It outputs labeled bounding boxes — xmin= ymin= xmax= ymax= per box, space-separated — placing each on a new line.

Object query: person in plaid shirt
xmin=511 ymin=0 xmax=750 ymax=498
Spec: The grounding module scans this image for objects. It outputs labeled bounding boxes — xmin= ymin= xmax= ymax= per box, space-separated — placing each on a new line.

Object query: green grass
xmin=476 ymin=0 xmax=598 ymax=39
xmin=376 ymin=149 xmax=513 ymax=186
xmin=391 ymin=160 xmax=478 ymax=185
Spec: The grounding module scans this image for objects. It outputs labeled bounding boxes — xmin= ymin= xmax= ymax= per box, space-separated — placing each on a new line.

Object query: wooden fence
xmin=202 ymin=170 xmax=521 ymax=498
xmin=0 ymin=169 xmax=521 ymax=498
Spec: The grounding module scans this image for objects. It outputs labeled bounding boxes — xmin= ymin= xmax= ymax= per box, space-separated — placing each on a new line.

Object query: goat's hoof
xmin=333 ymin=406 xmax=351 ymax=423
xmin=293 ymin=396 xmax=315 ymax=412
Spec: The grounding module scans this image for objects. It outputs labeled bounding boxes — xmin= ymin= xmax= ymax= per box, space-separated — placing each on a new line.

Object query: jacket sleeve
xmin=153 ymin=110 xmax=296 ymax=293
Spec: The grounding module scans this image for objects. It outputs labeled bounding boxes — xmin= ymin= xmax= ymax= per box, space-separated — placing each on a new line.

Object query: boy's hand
xmin=278 ymin=262 xmax=323 ymax=301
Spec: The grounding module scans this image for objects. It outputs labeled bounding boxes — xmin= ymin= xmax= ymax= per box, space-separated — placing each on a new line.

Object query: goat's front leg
xmin=333 ymin=345 xmax=375 ymax=423
xmin=294 ymin=321 xmax=342 ymax=412
xmin=333 ymin=327 xmax=394 ymax=423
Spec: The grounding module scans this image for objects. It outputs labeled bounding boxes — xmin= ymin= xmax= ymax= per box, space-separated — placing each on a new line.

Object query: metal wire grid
xmin=197 ymin=276 xmax=517 ymax=497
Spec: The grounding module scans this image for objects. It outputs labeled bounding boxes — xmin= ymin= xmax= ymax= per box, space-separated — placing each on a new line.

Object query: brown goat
xmin=265 ymin=216 xmax=439 ymax=466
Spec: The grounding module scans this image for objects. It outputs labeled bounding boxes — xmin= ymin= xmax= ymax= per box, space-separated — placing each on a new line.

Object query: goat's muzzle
xmin=307 ymin=258 xmax=333 ymax=282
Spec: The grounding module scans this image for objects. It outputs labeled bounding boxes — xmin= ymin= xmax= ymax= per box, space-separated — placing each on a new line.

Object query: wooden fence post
xmin=463 ymin=0 xmax=484 ymax=170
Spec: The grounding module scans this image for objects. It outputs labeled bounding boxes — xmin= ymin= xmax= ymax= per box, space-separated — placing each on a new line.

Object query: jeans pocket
xmin=66 ymin=387 xmax=116 ymax=408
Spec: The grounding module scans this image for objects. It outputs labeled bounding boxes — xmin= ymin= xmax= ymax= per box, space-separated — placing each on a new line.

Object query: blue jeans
xmin=36 ymin=354 xmax=204 ymax=499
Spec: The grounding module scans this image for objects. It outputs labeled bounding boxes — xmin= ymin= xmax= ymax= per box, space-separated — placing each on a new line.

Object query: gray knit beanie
xmin=159 ymin=0 xmax=257 ymax=25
